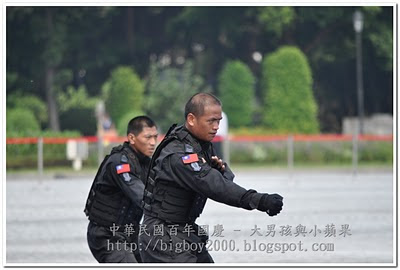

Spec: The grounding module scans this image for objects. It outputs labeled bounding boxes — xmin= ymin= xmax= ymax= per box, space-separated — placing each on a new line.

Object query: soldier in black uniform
xmin=84 ymin=116 xmax=158 ymax=263
xmin=140 ymin=93 xmax=283 ymax=263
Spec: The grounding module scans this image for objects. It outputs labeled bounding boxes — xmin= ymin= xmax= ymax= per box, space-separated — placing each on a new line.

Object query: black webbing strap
xmin=148 ymin=124 xmax=178 ymax=176
xmin=142 ymin=124 xmax=179 ymax=211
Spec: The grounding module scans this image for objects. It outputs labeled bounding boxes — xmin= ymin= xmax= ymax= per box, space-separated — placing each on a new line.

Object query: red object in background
xmin=212 ymin=135 xmax=224 ymax=143
xmin=6 ymin=134 xmax=393 ymax=145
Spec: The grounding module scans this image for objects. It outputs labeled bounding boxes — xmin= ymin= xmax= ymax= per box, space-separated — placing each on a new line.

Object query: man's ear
xmin=187 ymin=113 xmax=196 ymax=127
xmin=127 ymin=133 xmax=136 ymax=144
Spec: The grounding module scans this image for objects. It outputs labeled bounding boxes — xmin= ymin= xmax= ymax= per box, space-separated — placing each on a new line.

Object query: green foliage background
xmin=5 ymin=7 xmax=393 ymax=169
xmin=117 ymin=111 xmax=145 ymax=136
xmin=218 ymin=60 xmax=255 ymax=127
xmin=144 ymin=60 xmax=210 ymax=132
xmin=262 ymin=46 xmax=319 ymax=134
xmin=7 ymin=93 xmax=48 ymax=125
xmin=6 ymin=108 xmax=41 ymax=137
xmin=6 ymin=6 xmax=393 ymax=134
xmin=57 ymin=85 xmax=99 ymax=135
xmin=104 ymin=66 xmax=144 ymax=128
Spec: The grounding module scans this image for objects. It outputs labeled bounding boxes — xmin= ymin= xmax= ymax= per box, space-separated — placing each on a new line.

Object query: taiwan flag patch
xmin=116 ymin=164 xmax=130 ymax=174
xmin=182 ymin=154 xmax=199 ymax=164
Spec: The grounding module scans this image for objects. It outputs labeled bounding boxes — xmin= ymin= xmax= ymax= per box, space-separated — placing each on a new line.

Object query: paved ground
xmin=5 ymin=168 xmax=394 ymax=264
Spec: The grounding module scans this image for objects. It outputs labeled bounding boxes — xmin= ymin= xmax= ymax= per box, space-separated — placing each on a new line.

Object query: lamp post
xmin=353 ymin=10 xmax=364 ymax=135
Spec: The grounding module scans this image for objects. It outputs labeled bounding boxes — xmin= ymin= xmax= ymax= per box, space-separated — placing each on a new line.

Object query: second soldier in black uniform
xmin=140 ymin=93 xmax=284 ymax=263
xmin=84 ymin=116 xmax=158 ymax=263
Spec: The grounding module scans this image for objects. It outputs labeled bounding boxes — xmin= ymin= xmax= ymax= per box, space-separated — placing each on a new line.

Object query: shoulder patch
xmin=191 ymin=162 xmax=201 ymax=171
xmin=121 ymin=154 xmax=128 ymax=163
xmin=185 ymin=144 xmax=194 ymax=153
xmin=122 ymin=172 xmax=131 ymax=182
xmin=116 ymin=164 xmax=130 ymax=174
xmin=182 ymin=154 xmax=199 ymax=164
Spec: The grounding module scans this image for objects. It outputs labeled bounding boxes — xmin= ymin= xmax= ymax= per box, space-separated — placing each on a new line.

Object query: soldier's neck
xmin=183 ymin=124 xmax=211 ymax=149
xmin=128 ymin=143 xmax=150 ymax=164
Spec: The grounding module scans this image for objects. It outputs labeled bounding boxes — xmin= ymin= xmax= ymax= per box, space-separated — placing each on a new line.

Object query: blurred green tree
xmin=6 ymin=7 xmax=393 ymax=133
xmin=255 ymin=7 xmax=295 ymax=37
xmin=117 ymin=111 xmax=145 ymax=136
xmin=57 ymin=85 xmax=99 ymax=113
xmin=218 ymin=60 xmax=255 ymax=127
xmin=145 ymin=60 xmax=210 ymax=132
xmin=103 ymin=66 xmax=144 ymax=129
xmin=6 ymin=108 xmax=41 ymax=137
xmin=262 ymin=46 xmax=319 ymax=134
xmin=57 ymin=85 xmax=99 ymax=135
xmin=7 ymin=93 xmax=48 ymax=126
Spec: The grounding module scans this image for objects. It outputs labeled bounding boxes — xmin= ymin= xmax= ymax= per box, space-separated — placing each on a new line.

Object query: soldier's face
xmin=189 ymin=104 xmax=222 ymax=142
xmin=128 ymin=126 xmax=158 ymax=157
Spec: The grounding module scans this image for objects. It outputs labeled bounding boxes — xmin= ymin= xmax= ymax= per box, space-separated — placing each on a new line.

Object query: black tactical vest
xmin=84 ymin=143 xmax=144 ymax=227
xmin=142 ymin=125 xmax=211 ymax=224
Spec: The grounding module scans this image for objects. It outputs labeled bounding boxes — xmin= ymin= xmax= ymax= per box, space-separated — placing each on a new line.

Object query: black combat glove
xmin=257 ymin=193 xmax=283 ymax=216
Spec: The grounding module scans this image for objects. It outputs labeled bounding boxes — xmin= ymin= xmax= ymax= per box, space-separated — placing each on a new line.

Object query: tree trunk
xmin=45 ymin=66 xmax=60 ymax=131
xmin=45 ymin=8 xmax=60 ymax=131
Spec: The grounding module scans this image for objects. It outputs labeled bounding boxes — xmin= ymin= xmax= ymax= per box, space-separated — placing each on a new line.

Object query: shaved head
xmin=184 ymin=93 xmax=222 ymax=119
xmin=184 ymin=93 xmax=223 ymax=141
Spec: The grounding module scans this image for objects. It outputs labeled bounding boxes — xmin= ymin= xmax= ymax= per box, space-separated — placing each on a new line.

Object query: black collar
xmin=181 ymin=125 xmax=211 ymax=152
xmin=123 ymin=141 xmax=151 ymax=165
